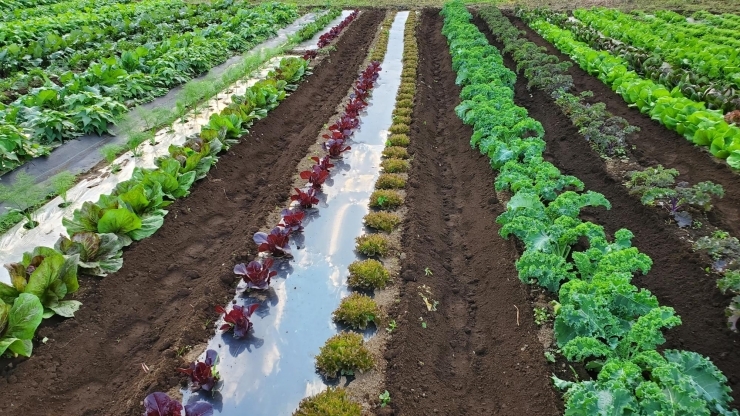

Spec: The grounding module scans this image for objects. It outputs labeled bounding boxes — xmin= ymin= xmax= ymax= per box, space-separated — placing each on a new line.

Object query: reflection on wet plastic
xmin=183 ymin=11 xmax=410 ymax=416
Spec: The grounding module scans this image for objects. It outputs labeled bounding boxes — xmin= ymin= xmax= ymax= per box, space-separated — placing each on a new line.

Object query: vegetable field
xmin=1 ymin=1 xmax=740 ymax=415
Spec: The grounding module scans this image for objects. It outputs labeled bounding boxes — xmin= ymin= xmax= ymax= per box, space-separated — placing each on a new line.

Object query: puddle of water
xmin=182 ymin=11 xmax=409 ymax=416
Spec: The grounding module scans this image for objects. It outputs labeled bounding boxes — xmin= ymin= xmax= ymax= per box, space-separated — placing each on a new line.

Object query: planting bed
xmin=0 ymin=9 xmax=385 ymax=415
xmin=2 ymin=2 xmax=740 ymax=415
xmin=472 ymin=12 xmax=740 ymax=405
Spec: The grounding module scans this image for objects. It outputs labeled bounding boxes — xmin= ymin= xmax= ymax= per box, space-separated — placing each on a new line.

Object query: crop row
xmin=0 ymin=0 xmax=133 ymax=23
xmin=136 ymin=13 xmax=365 ymax=413
xmin=520 ymin=13 xmax=740 ymax=170
xmin=0 ymin=2 xmax=300 ymax=174
xmin=649 ymin=10 xmax=740 ymax=49
xmin=571 ymin=8 xmax=740 ymax=89
xmin=0 ymin=0 xmax=260 ymax=78
xmin=0 ymin=0 xmax=63 ymax=14
xmin=442 ymin=2 xmax=736 ymax=414
xmin=0 ymin=8 xmax=351 ymax=366
xmin=524 ymin=8 xmax=739 ymax=114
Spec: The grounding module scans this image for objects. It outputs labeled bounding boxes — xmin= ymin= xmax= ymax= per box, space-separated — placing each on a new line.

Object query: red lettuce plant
xmin=329 ymin=114 xmax=359 ymax=136
xmin=302 ymin=50 xmax=318 ymax=60
xmin=317 ymin=11 xmax=359 ymax=48
xmin=344 ymin=97 xmax=366 ymax=117
xmin=324 ymin=138 xmax=351 ymax=158
xmin=177 ymin=350 xmax=219 ymax=392
xmin=311 ymin=156 xmax=334 ymax=171
xmin=279 ymin=208 xmax=305 ymax=233
xmin=300 ymin=165 xmax=331 ymax=189
xmin=215 ymin=303 xmax=260 ymax=338
xmin=291 ymin=187 xmax=319 ymax=208
xmin=254 ymin=227 xmax=291 ymax=257
xmin=143 ymin=392 xmax=213 ymax=416
xmin=233 ymin=258 xmax=276 ymax=289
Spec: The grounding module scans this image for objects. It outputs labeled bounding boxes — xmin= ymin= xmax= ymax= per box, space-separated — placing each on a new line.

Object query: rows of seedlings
xmin=441 ymin=1 xmax=736 ymax=414
xmin=0 ymin=11 xmax=383 ymax=416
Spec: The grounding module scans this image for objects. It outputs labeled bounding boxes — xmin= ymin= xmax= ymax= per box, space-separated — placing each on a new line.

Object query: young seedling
xmin=386 ymin=319 xmax=397 ymax=333
xmin=49 ymin=171 xmax=76 ymax=208
xmin=379 ymin=390 xmax=391 ymax=408
xmin=0 ymin=172 xmax=46 ymax=229
xmin=424 ymin=267 xmax=432 ymax=276
xmin=533 ymin=307 xmax=550 ymax=326
xmin=100 ymin=143 xmax=124 ymax=164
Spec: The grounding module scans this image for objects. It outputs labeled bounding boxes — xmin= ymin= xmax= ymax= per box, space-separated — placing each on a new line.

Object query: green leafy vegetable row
xmin=441 ymin=2 xmax=737 ymax=414
xmin=522 ymin=8 xmax=740 ymax=114
xmin=478 ymin=7 xmax=638 ymax=159
xmin=521 ymin=14 xmax=740 ymax=170
xmin=650 ymin=10 xmax=740 ymax=49
xmin=0 ymin=2 xmax=300 ymax=173
xmin=0 ymin=0 xmax=64 ymax=14
xmin=0 ymin=0 xmax=133 ymax=23
xmin=571 ymin=8 xmax=740 ymax=88
xmin=0 ymin=10 xmax=346 ymax=359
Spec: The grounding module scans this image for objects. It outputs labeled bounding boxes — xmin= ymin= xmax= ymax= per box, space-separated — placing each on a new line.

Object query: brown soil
xmin=0 ymin=10 xmax=386 ymax=416
xmin=474 ymin=13 xmax=740 ymax=406
xmin=383 ymin=10 xmax=562 ymax=415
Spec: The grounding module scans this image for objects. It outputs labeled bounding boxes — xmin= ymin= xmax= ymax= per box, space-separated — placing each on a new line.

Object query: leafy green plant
xmin=393 ymin=107 xmax=413 ymax=118
xmin=370 ymin=190 xmax=404 ymax=210
xmin=49 ymin=171 xmax=76 ymax=207
xmin=693 ymin=231 xmax=740 ymax=272
xmin=389 ymin=123 xmax=410 ymax=135
xmin=379 ymin=390 xmax=391 ymax=408
xmin=315 ymin=332 xmax=374 ymax=378
xmin=386 ymin=319 xmax=397 ymax=333
xmin=381 ymin=158 xmax=409 ymax=173
xmin=1 ymin=246 xmax=80 ymax=318
xmin=625 ymin=165 xmax=724 ymax=227
xmin=54 ymin=232 xmax=124 ymax=277
xmin=0 ymin=171 xmax=46 ymax=229
xmin=356 ymin=234 xmax=390 ymax=257
xmin=348 ymin=259 xmax=390 ymax=290
xmin=375 ymin=173 xmax=406 ymax=190
xmin=364 ymin=212 xmax=401 ymax=233
xmin=333 ymin=293 xmax=380 ymax=330
xmin=718 ymin=270 xmax=740 ymax=295
xmin=100 ymin=143 xmax=124 ymax=164
xmin=387 ymin=134 xmax=410 ymax=147
xmin=293 ymin=387 xmax=361 ymax=416
xmin=533 ymin=307 xmax=549 ymax=325
xmin=0 ymin=293 xmax=43 ymax=357
xmin=382 ymin=146 xmax=409 ymax=160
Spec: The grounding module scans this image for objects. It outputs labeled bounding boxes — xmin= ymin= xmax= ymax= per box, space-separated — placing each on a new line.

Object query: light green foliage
xmin=369 ymin=190 xmax=404 ymax=210
xmin=355 ymin=234 xmax=391 ymax=257
xmin=347 ymin=259 xmax=390 ymax=290
xmin=375 ymin=173 xmax=406 ymax=190
xmin=49 ymin=171 xmax=76 ymax=205
xmin=0 ymin=171 xmax=46 ymax=229
xmin=333 ymin=293 xmax=380 ymax=330
xmin=381 ymin=158 xmax=409 ymax=173
xmin=0 ymin=246 xmax=80 ymax=318
xmin=293 ymin=388 xmax=361 ymax=416
xmin=382 ymin=146 xmax=409 ymax=160
xmin=363 ymin=212 xmax=401 ymax=233
xmin=315 ymin=332 xmax=374 ymax=378
xmin=0 ymin=293 xmax=43 ymax=357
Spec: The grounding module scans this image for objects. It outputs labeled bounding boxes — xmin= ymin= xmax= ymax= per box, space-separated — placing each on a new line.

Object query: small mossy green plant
xmin=348 ymin=259 xmax=390 ymax=290
xmin=375 ymin=173 xmax=406 ymax=190
xmin=392 ymin=115 xmax=412 ymax=125
xmin=364 ymin=212 xmax=401 ymax=232
xmin=370 ymin=190 xmax=404 ymax=210
xmin=398 ymin=84 xmax=416 ymax=95
xmin=315 ymin=332 xmax=374 ymax=379
xmin=396 ymin=99 xmax=414 ymax=109
xmin=293 ymin=387 xmax=361 ymax=416
xmin=396 ymin=93 xmax=414 ymax=102
xmin=333 ymin=293 xmax=380 ymax=329
xmin=382 ymin=146 xmax=409 ymax=160
xmin=387 ymin=134 xmax=410 ymax=147
xmin=356 ymin=233 xmax=391 ymax=257
xmin=393 ymin=107 xmax=413 ymax=118
xmin=389 ymin=123 xmax=410 ymax=134
xmin=381 ymin=158 xmax=409 ymax=173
